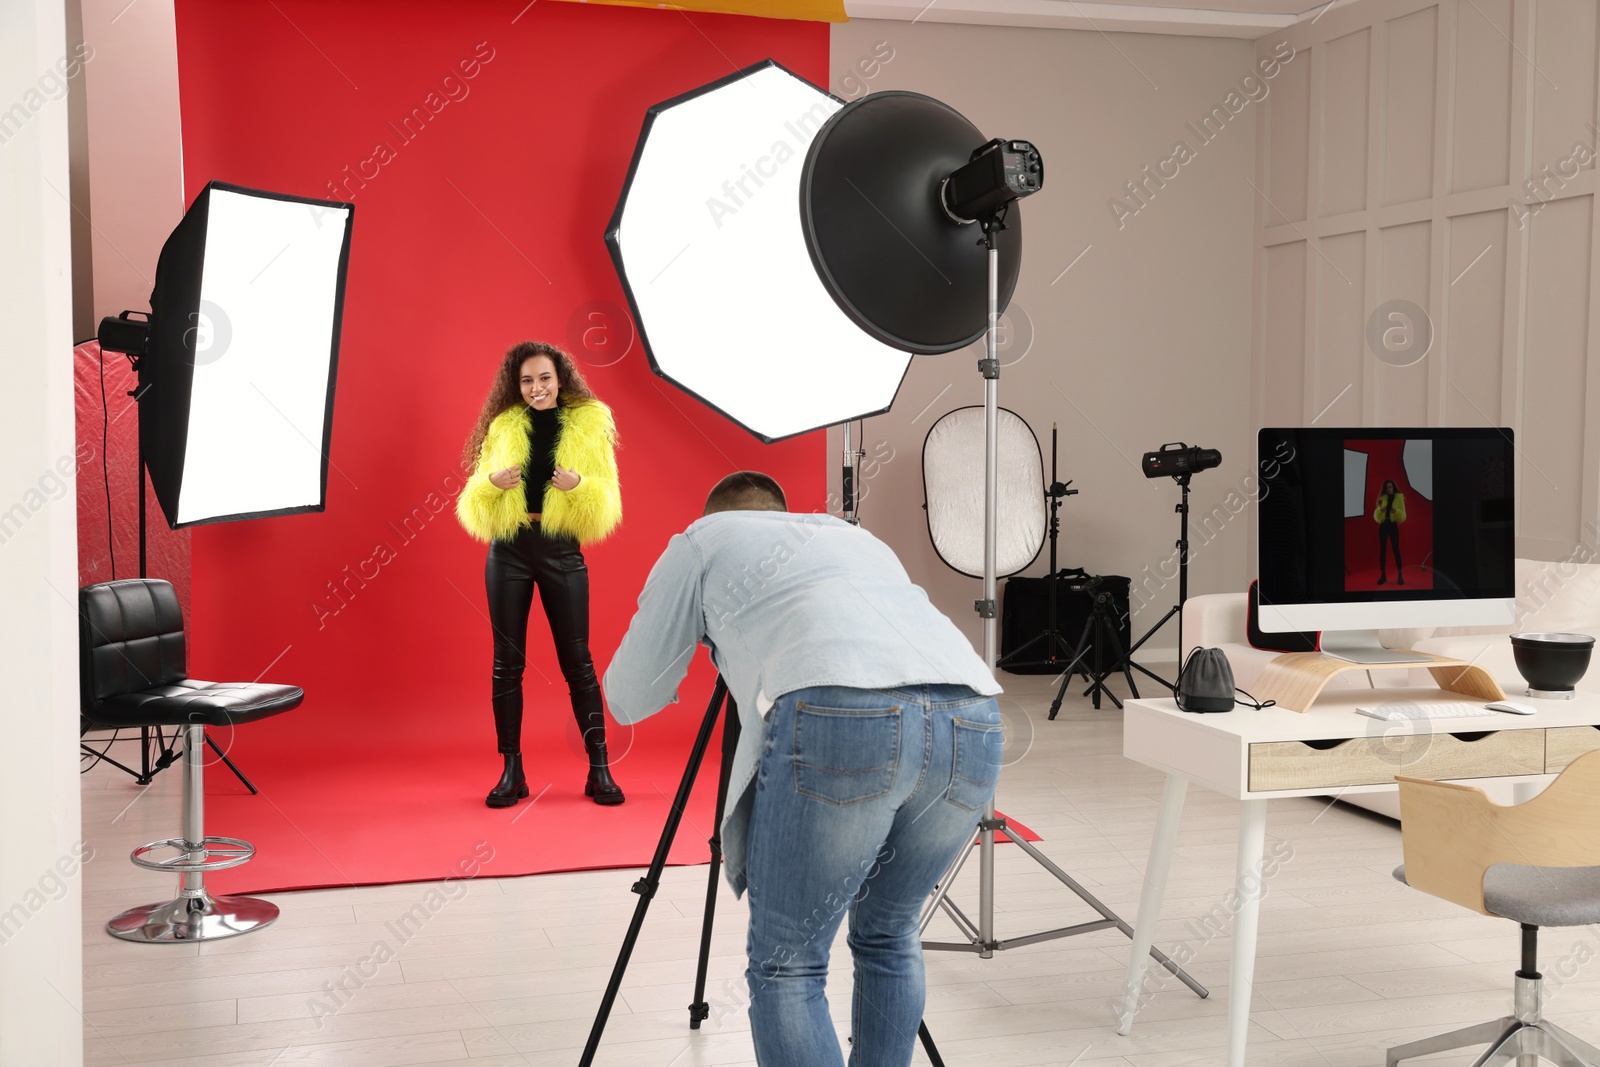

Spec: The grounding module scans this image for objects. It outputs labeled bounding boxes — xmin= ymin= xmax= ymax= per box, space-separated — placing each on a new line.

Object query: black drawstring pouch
xmin=1176 ymin=648 xmax=1276 ymax=713
xmin=1177 ymin=648 xmax=1238 ymax=713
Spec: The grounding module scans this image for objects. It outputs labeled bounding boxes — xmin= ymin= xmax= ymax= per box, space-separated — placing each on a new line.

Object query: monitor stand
xmin=1320 ymin=629 xmax=1434 ymax=665
xmin=1251 ymin=647 xmax=1506 ymax=712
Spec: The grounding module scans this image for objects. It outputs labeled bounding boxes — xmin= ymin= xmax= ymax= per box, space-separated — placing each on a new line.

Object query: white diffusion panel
xmin=181 ymin=190 xmax=351 ymax=524
xmin=614 ymin=65 xmax=911 ymax=441
xmin=1343 ymin=449 xmax=1367 ymax=518
xmin=1403 ymin=438 xmax=1433 ymax=500
xmin=923 ymin=407 xmax=1045 ymax=578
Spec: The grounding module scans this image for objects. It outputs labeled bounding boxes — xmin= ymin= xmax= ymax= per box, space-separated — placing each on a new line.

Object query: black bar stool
xmin=79 ymin=579 xmax=302 ymax=942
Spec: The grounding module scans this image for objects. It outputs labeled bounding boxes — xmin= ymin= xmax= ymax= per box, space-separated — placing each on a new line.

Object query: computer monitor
xmin=1256 ymin=427 xmax=1516 ymax=663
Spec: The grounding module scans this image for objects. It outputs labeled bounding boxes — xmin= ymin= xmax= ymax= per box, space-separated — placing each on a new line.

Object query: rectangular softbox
xmin=144 ymin=181 xmax=353 ymax=527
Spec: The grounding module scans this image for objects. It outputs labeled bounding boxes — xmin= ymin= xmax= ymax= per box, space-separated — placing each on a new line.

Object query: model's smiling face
xmin=521 ymin=356 xmax=559 ymax=410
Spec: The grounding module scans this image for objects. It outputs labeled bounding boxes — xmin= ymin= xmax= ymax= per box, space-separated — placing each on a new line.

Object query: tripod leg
xmin=205 ymin=732 xmax=258 ymax=795
xmin=918 ymin=1020 xmax=947 ymax=1067
xmin=581 ymin=678 xmax=728 ymax=1067
xmin=1051 ymin=615 xmax=1100 ymax=719
xmin=1079 ymin=611 xmax=1123 ymax=711
xmin=1048 ymin=668 xmax=1073 ymax=721
xmin=689 ymin=697 xmax=742 ymax=1029
xmin=1100 ymin=617 xmax=1140 ymax=703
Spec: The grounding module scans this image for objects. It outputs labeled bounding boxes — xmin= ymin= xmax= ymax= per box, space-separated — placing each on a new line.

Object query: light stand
xmin=996 ymin=422 xmax=1077 ymax=672
xmin=1116 ymin=472 xmax=1196 ymax=693
xmin=918 ymin=221 xmax=1208 ymax=1007
xmin=89 ymin=322 xmax=260 ymax=794
xmin=581 ymin=678 xmax=949 ymax=1065
xmin=841 ymin=418 xmax=864 ymax=525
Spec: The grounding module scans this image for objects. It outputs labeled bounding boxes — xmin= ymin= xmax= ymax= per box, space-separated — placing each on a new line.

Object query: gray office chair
xmin=1388 ymin=750 xmax=1600 ymax=1066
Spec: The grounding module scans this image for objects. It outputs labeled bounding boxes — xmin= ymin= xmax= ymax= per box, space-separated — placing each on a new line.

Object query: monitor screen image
xmin=1344 ymin=437 xmax=1433 ymax=592
xmin=1256 ymin=427 xmax=1515 ymax=639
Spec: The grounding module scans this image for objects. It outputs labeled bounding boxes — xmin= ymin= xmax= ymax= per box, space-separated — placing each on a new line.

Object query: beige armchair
xmin=1387 ymin=750 xmax=1600 ymax=1066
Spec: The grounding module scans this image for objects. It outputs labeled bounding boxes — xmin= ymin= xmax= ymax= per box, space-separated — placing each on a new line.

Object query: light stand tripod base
xmin=922 ymin=809 xmax=1207 ymax=998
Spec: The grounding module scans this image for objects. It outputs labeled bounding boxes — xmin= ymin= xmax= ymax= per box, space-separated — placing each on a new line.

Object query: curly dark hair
xmin=462 ymin=341 xmax=601 ymax=466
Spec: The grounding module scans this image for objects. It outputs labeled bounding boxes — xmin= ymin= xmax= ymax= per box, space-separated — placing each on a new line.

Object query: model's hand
xmin=489 ymin=466 xmax=521 ymax=490
xmin=551 ymin=466 xmax=583 ymax=491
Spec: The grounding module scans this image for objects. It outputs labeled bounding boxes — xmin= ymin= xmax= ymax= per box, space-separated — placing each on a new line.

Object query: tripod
xmin=80 ymin=721 xmax=258 ymax=793
xmin=995 ymin=422 xmax=1078 ymax=673
xmin=1114 ymin=472 xmax=1195 ymax=695
xmin=581 ymin=677 xmax=949 ymax=1066
xmin=1046 ymin=580 xmax=1140 ymax=716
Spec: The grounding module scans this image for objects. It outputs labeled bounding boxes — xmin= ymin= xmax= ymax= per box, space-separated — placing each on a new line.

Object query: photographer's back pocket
xmin=794 ymin=702 xmax=901 ymax=806
xmin=947 ymin=716 xmax=1003 ymax=812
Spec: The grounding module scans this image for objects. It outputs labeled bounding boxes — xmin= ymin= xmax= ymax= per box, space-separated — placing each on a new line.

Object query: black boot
xmin=1377 ymin=573 xmax=1387 ymax=585
xmin=486 ymin=752 xmax=529 ymax=808
xmin=574 ymin=689 xmax=624 ymax=806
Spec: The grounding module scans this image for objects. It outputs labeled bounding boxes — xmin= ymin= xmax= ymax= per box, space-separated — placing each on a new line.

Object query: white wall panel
xmin=1254 ymin=0 xmax=1600 ymax=562
xmin=1320 ymin=29 xmax=1372 ymax=217
xmin=1384 ymin=6 xmax=1437 ymax=206
xmin=1450 ymin=0 xmax=1513 ymax=194
xmin=1443 ymin=209 xmax=1509 ymax=424
xmin=1521 ymin=195 xmax=1593 ymax=555
xmin=1265 ymin=240 xmax=1308 ymax=421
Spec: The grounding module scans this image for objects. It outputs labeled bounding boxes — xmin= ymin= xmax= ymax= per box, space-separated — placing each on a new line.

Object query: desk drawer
xmin=1248 ymin=730 xmax=1544 ymax=792
xmin=1546 ymin=726 xmax=1600 ymax=773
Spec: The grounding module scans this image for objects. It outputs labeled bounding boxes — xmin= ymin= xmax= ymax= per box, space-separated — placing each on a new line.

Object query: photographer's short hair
xmin=704 ymin=471 xmax=787 ymax=515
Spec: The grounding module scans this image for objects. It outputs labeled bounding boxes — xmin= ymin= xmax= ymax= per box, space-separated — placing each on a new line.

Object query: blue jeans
xmin=743 ymin=684 xmax=1003 ymax=1067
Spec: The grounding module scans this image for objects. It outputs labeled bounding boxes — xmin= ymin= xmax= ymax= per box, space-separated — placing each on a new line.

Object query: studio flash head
xmin=940 ymin=138 xmax=1044 ymax=224
xmin=1142 ymin=442 xmax=1221 ymax=480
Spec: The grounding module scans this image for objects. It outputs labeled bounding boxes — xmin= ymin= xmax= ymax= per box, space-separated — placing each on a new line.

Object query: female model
xmin=1373 ymin=478 xmax=1406 ymax=585
xmin=456 ymin=341 xmax=624 ymax=807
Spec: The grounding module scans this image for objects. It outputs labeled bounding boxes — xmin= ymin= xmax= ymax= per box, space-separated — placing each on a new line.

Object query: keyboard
xmin=1355 ymin=702 xmax=1503 ymax=722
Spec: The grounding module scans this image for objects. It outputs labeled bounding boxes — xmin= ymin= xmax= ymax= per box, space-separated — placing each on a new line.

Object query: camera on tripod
xmin=1061 ymin=573 xmax=1103 ymax=598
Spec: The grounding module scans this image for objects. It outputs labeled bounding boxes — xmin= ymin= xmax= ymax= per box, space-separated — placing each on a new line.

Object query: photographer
xmin=603 ymin=471 xmax=1003 ymax=1067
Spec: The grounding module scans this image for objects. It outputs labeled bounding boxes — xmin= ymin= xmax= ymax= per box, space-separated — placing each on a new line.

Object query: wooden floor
xmin=79 ymin=672 xmax=1600 ymax=1066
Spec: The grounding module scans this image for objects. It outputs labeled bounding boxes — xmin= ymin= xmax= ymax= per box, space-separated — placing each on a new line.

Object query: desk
xmin=1116 ymin=685 xmax=1600 ymax=1067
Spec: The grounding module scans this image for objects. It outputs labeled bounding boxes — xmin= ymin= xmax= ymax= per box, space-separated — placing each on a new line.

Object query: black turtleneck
xmin=523 ymin=405 xmax=560 ymax=503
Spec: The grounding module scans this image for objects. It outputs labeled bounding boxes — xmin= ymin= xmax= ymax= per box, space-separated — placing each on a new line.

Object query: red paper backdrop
xmin=1343 ymin=438 xmax=1434 ymax=592
xmin=166 ymin=0 xmax=827 ymax=865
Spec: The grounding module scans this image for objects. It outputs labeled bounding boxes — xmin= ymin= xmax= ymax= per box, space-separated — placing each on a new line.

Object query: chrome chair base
xmin=107 ymin=889 xmax=279 ymax=943
xmin=1388 ymin=1017 xmax=1600 ymax=1067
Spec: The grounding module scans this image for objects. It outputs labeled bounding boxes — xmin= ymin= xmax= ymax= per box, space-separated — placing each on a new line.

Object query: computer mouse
xmin=1486 ymin=700 xmax=1537 ymax=715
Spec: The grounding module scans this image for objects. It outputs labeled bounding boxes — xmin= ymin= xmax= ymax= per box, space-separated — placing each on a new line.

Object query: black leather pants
xmin=1378 ymin=520 xmax=1402 ymax=577
xmin=485 ymin=523 xmax=605 ymax=755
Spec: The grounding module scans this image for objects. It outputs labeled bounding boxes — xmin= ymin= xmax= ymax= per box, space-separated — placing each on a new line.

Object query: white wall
xmin=1252 ymin=0 xmax=1600 ymax=562
xmin=0 ymin=0 xmax=86 ymax=1061
xmin=829 ymin=20 xmax=1264 ymax=657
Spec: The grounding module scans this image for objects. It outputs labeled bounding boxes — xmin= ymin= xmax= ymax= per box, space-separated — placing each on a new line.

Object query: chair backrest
xmin=1397 ymin=748 xmax=1600 ymax=915
xmin=79 ymin=579 xmax=187 ymax=709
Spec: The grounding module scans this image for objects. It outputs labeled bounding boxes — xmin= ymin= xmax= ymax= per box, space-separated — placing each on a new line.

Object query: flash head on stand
xmin=941 ymin=138 xmax=1044 ymax=224
xmin=1142 ymin=442 xmax=1221 ymax=480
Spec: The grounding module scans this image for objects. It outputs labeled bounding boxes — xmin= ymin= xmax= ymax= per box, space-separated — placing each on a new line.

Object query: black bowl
xmin=1510 ymin=632 xmax=1595 ymax=698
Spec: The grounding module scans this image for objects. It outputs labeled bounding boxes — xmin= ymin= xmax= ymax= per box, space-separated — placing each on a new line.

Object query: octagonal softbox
xmin=923 ymin=406 xmax=1046 ymax=578
xmin=606 ymin=60 xmax=914 ymax=442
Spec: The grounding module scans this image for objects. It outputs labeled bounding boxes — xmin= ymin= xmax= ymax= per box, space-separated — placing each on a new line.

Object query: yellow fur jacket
xmin=455 ymin=400 xmax=622 ymax=545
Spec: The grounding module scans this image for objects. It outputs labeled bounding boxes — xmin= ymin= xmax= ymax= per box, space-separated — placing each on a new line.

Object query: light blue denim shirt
xmin=602 ymin=510 xmax=1000 ymax=896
